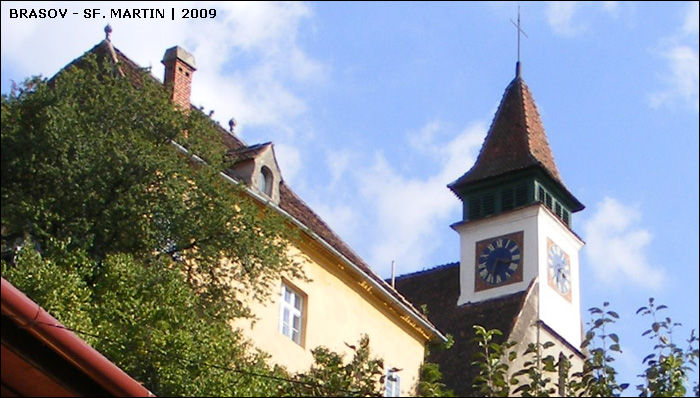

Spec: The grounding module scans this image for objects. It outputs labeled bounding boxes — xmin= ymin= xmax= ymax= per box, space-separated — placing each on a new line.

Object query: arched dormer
xmin=226 ymin=142 xmax=282 ymax=204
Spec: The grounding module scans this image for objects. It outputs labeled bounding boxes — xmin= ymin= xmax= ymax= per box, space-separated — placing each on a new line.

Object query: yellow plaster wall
xmin=233 ymin=240 xmax=428 ymax=396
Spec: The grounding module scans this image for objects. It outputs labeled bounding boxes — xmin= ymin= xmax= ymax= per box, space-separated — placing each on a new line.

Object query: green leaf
xmin=1 ymin=55 xmax=305 ymax=397
xmin=607 ymin=311 xmax=620 ymax=319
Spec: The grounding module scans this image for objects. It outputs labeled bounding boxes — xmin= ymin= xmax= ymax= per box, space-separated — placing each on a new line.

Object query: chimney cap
xmin=162 ymin=46 xmax=196 ymax=71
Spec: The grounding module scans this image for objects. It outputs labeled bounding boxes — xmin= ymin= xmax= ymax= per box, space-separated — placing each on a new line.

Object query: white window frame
xmin=384 ymin=368 xmax=401 ymax=397
xmin=279 ymin=282 xmax=304 ymax=345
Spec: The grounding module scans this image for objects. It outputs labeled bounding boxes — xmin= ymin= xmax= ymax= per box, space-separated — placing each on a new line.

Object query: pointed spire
xmin=450 ymin=74 xmax=563 ymax=189
xmin=447 ymin=2 xmax=584 ymax=217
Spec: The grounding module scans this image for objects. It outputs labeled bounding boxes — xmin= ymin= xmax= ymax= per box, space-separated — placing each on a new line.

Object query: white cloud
xmin=539 ymin=1 xmax=699 ymax=111
xmin=601 ymin=1 xmax=619 ymax=15
xmin=582 ymin=197 xmax=664 ymax=290
xmin=272 ymin=143 xmax=302 ymax=185
xmin=545 ymin=2 xmax=585 ymax=36
xmin=309 ymin=202 xmax=360 ymax=249
xmin=353 ymin=122 xmax=486 ymax=274
xmin=648 ymin=45 xmax=699 ymax=111
xmin=1 ymin=1 xmax=325 ymax=138
xmin=325 ymin=149 xmax=352 ymax=187
xmin=302 ymin=121 xmax=485 ymax=276
xmin=648 ymin=1 xmax=700 ymax=112
xmin=440 ymin=122 xmax=489 ymax=185
xmin=408 ymin=120 xmax=445 ymax=154
xmin=683 ymin=1 xmax=699 ymax=36
xmin=543 ymin=1 xmax=623 ymax=37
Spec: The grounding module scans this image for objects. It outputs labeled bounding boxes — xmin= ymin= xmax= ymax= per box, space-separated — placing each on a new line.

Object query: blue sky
xmin=2 ymin=1 xmax=698 ymax=389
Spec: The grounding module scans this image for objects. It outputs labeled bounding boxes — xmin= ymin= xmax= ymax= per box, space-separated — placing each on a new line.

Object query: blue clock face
xmin=477 ymin=237 xmax=521 ymax=285
xmin=548 ymin=243 xmax=571 ymax=295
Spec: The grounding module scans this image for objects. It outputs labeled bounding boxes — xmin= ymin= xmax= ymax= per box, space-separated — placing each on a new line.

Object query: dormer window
xmin=260 ymin=166 xmax=273 ymax=196
xmin=227 ymin=143 xmax=281 ymax=205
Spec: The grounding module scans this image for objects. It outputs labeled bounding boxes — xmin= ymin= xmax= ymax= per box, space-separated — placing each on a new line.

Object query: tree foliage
xmin=416 ymin=361 xmax=455 ymax=397
xmin=1 ymin=55 xmax=302 ymax=320
xmin=2 ymin=54 xmax=454 ymax=398
xmin=571 ymin=302 xmax=628 ymax=397
xmin=280 ymin=334 xmax=386 ymax=397
xmin=472 ymin=300 xmax=698 ymax=398
xmin=471 ymin=325 xmax=517 ymax=397
xmin=2 ymin=241 xmax=285 ymax=396
xmin=512 ymin=340 xmax=559 ymax=397
xmin=1 ymin=54 xmax=303 ymax=395
xmin=636 ymin=298 xmax=699 ymax=397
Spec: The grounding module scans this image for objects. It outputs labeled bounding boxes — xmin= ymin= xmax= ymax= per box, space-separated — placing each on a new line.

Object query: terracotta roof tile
xmin=226 ymin=142 xmax=272 ymax=163
xmin=219 ymin=129 xmax=247 ymax=151
xmin=450 ymin=75 xmax=563 ymax=189
xmin=277 ymin=183 xmax=428 ymax=319
xmin=394 ymin=263 xmax=528 ymax=396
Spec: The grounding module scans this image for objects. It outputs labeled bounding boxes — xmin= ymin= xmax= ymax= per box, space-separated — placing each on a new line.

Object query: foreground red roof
xmin=1 ymin=277 xmax=154 ymax=397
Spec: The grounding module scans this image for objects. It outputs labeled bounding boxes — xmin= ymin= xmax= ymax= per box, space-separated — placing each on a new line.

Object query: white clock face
xmin=547 ymin=243 xmax=571 ymax=296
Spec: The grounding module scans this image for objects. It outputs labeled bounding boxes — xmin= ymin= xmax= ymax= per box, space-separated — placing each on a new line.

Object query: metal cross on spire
xmin=510 ymin=3 xmax=528 ymax=77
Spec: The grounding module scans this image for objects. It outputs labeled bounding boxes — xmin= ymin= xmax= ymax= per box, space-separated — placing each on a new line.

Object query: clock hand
xmin=494 ymin=257 xmax=507 ymax=267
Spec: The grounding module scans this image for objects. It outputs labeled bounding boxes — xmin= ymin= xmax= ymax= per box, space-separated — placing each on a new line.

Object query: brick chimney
xmin=161 ymin=46 xmax=196 ymax=110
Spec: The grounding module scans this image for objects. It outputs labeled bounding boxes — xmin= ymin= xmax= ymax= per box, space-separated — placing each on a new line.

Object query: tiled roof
xmin=71 ymin=40 xmax=437 ymax=338
xmin=394 ymin=263 xmax=528 ymax=396
xmin=278 ymin=183 xmax=377 ymax=283
xmin=219 ymin=128 xmax=247 ymax=151
xmin=226 ymin=142 xmax=272 ymax=163
xmin=450 ymin=73 xmax=563 ymax=190
xmin=62 ymin=40 xmax=149 ymax=89
xmin=276 ymin=182 xmax=432 ymax=322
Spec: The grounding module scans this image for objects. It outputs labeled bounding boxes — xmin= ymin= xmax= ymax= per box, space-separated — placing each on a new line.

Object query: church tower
xmin=448 ymin=62 xmax=585 ymax=348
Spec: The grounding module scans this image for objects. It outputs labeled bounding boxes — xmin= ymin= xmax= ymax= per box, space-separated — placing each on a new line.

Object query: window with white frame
xmin=384 ymin=368 xmax=401 ymax=397
xmin=279 ymin=283 xmax=303 ymax=345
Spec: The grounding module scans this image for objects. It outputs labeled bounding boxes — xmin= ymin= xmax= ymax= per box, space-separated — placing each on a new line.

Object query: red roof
xmin=394 ymin=263 xmax=528 ymax=396
xmin=1 ymin=277 xmax=153 ymax=397
xmin=450 ymin=73 xmax=563 ymax=189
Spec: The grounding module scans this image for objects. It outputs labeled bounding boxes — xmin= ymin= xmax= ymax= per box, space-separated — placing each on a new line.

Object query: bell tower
xmin=448 ymin=63 xmax=585 ymax=348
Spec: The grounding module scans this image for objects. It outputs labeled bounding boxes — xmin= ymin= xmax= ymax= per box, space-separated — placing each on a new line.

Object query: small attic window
xmin=260 ymin=166 xmax=273 ymax=196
